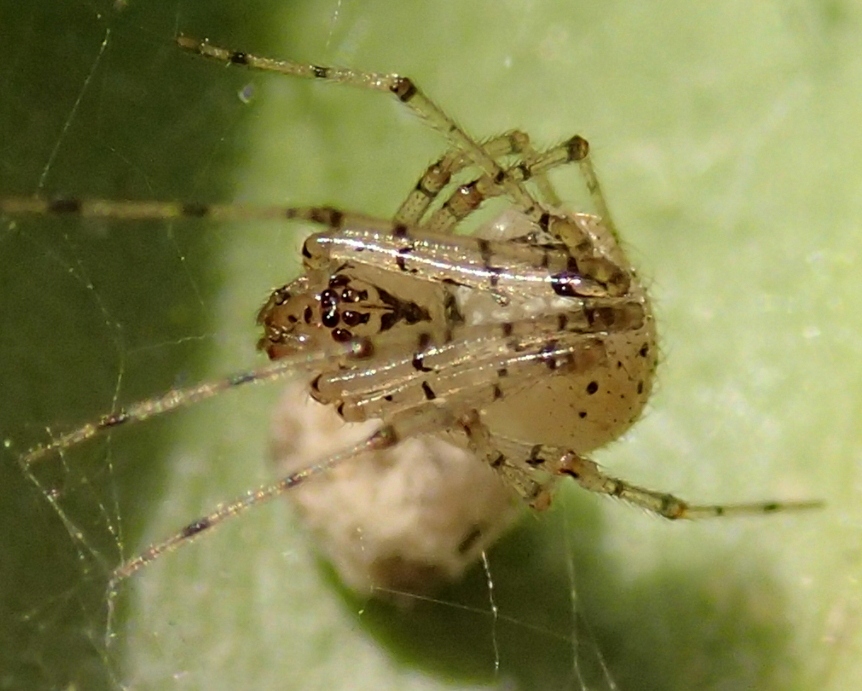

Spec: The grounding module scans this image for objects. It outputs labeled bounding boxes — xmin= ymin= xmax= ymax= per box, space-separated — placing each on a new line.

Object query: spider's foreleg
xmin=297 ymin=212 xmax=627 ymax=301
xmin=175 ymin=35 xmax=543 ymax=217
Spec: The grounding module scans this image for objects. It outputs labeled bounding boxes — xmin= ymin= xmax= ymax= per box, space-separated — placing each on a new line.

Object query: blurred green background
xmin=1 ymin=1 xmax=861 ymax=689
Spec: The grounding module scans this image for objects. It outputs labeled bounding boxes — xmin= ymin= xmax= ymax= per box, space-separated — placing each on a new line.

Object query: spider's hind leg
xmin=486 ymin=436 xmax=823 ymax=519
xmin=458 ymin=410 xmax=556 ymax=510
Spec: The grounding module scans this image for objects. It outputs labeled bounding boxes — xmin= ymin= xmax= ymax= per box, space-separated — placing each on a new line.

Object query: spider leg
xmin=451 ymin=408 xmax=824 ymax=517
xmin=569 ymin=138 xmax=618 ymax=243
xmin=395 ymin=131 xmax=531 ymax=226
xmin=422 ymin=135 xmax=593 ymax=234
xmin=458 ymin=410 xmax=554 ymax=508
xmin=492 ymin=436 xmax=823 ymax=518
xmin=110 ymin=422 xmax=401 ymax=583
xmin=402 ymin=129 xmax=616 ymax=246
xmin=175 ymin=36 xmax=613 ymax=235
xmin=175 ymin=35 xmax=545 ymax=220
xmin=19 ymin=336 xmax=381 ymax=465
xmin=0 ymin=198 xmax=615 ymax=299
xmin=299 ymin=209 xmax=630 ymax=300
xmin=397 ymin=129 xmax=567 ymax=229
xmin=0 ymin=195 xmax=614 ymax=296
xmin=110 ymin=398 xmax=471 ymax=583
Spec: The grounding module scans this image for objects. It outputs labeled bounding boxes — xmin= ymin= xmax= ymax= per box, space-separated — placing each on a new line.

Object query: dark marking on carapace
xmin=402 ymin=302 xmax=429 ymax=325
xmin=380 ymin=313 xmax=398 ymax=332
xmin=421 ymin=381 xmax=436 ymax=400
xmin=586 ymin=381 xmax=599 ymax=395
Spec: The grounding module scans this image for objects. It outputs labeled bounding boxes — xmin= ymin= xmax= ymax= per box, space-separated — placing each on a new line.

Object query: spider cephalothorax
xmin=258 ymin=268 xmax=439 ymax=360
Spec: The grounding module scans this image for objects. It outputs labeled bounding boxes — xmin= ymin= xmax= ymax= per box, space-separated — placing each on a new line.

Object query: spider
xmin=2 ymin=35 xmax=820 ymax=593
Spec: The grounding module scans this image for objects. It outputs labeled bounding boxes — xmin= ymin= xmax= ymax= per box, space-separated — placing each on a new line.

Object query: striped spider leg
xmin=5 ymin=36 xmax=822 ymax=594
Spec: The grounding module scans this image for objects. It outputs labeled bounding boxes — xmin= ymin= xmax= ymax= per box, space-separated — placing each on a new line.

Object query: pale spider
xmin=4 ymin=35 xmax=820 ymax=593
